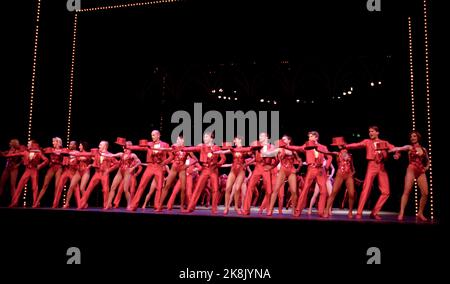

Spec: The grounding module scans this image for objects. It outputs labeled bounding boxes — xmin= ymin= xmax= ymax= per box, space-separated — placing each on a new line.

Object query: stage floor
xmin=2 ymin=205 xmax=435 ymax=225
xmin=0 ymin=205 xmax=443 ymax=267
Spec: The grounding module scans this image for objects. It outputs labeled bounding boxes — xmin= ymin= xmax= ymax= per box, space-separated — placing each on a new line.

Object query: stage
xmin=0 ymin=0 xmax=446 ymax=275
xmin=0 ymin=205 xmax=443 ymax=269
xmin=2 ymin=206 xmax=435 ymax=224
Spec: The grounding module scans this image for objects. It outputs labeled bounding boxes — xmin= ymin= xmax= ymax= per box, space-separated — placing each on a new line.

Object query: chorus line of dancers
xmin=0 ymin=126 xmax=430 ymax=221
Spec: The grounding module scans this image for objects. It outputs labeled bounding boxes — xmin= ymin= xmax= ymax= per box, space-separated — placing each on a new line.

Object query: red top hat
xmin=304 ymin=140 xmax=317 ymax=150
xmin=90 ymin=148 xmax=99 ymax=155
xmin=139 ymin=139 xmax=149 ymax=147
xmin=115 ymin=137 xmax=126 ymax=146
xmin=374 ymin=141 xmax=388 ymax=150
xmin=331 ymin=137 xmax=346 ymax=146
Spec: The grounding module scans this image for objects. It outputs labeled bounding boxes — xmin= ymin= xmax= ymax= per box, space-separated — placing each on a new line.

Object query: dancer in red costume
xmin=345 ymin=126 xmax=398 ymax=220
xmin=232 ymin=161 xmax=253 ymax=213
xmin=389 ymin=131 xmax=429 ymax=221
xmin=308 ymin=160 xmax=334 ymax=215
xmin=9 ymin=140 xmax=48 ymax=207
xmin=242 ymin=132 xmax=276 ymax=215
xmin=142 ymin=164 xmax=170 ymax=209
xmin=157 ymin=135 xmax=198 ymax=212
xmin=34 ymin=137 xmax=64 ymax=207
xmin=214 ymin=136 xmax=253 ymax=215
xmin=64 ymin=141 xmax=91 ymax=208
xmin=78 ymin=141 xmax=119 ymax=209
xmin=52 ymin=141 xmax=79 ymax=208
xmin=265 ymin=135 xmax=302 ymax=216
xmin=217 ymin=173 xmax=228 ymax=206
xmin=0 ymin=139 xmax=23 ymax=199
xmin=127 ymin=130 xmax=170 ymax=211
xmin=105 ymin=140 xmax=141 ymax=209
xmin=320 ymin=137 xmax=356 ymax=218
xmin=113 ymin=164 xmax=143 ymax=208
xmin=284 ymin=131 xmax=332 ymax=217
xmin=185 ymin=132 xmax=226 ymax=214
xmin=166 ymin=157 xmax=200 ymax=211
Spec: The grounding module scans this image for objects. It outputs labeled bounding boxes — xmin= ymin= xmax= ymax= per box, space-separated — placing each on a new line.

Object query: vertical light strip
xmin=25 ymin=0 xmax=42 ymax=207
xmin=407 ymin=17 xmax=419 ymax=215
xmin=423 ymin=0 xmax=433 ymax=220
xmin=66 ymin=13 xmax=77 ymax=146
xmin=63 ymin=13 xmax=78 ymax=206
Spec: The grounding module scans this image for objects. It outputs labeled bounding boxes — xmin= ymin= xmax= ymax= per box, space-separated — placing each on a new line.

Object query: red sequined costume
xmin=9 ymin=147 xmax=48 ymax=207
xmin=186 ymin=144 xmax=226 ymax=214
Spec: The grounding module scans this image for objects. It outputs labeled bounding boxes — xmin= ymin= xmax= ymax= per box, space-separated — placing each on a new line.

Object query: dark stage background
xmin=0 ymin=0 xmax=442 ymax=217
xmin=0 ymin=0 xmax=447 ymax=272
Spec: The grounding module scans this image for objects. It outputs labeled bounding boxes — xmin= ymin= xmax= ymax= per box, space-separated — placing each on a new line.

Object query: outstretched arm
xmin=285 ymin=145 xmax=305 ymax=152
xmin=261 ymin=148 xmax=281 ymax=157
xmin=389 ymin=145 xmax=412 ymax=153
xmin=345 ymin=140 xmax=366 ymax=150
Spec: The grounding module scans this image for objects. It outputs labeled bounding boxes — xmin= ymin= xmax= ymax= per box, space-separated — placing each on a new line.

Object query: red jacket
xmin=346 ymin=139 xmax=394 ymax=161
xmin=22 ymin=151 xmax=49 ymax=169
xmin=287 ymin=143 xmax=332 ymax=168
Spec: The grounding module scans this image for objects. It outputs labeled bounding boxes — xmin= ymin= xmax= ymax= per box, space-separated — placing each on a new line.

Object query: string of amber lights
xmin=422 ymin=0 xmax=433 ymax=220
xmin=77 ymin=0 xmax=182 ymax=13
xmin=407 ymin=17 xmax=419 ymax=215
xmin=24 ymin=0 xmax=42 ymax=206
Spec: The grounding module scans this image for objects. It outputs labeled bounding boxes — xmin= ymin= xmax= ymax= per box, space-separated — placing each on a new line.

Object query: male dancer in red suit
xmin=34 ymin=137 xmax=64 ymax=207
xmin=78 ymin=141 xmax=119 ymax=209
xmin=345 ymin=126 xmax=397 ymax=219
xmin=0 ymin=139 xmax=23 ymax=199
xmin=52 ymin=141 xmax=79 ymax=208
xmin=185 ymin=132 xmax=226 ymax=214
xmin=9 ymin=140 xmax=48 ymax=207
xmin=242 ymin=132 xmax=276 ymax=215
xmin=285 ymin=131 xmax=332 ymax=217
xmin=127 ymin=130 xmax=170 ymax=211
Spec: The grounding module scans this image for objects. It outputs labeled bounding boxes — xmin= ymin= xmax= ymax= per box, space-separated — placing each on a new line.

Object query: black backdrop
xmin=0 ymin=0 xmax=443 ymax=216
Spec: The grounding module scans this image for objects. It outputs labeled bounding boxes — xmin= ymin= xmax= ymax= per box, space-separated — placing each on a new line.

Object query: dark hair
xmin=409 ymin=131 xmax=422 ymax=143
xmin=282 ymin=135 xmax=292 ymax=142
xmin=308 ymin=131 xmax=319 ymax=139
xmin=369 ymin=126 xmax=379 ymax=132
xmin=69 ymin=141 xmax=78 ymax=148
xmin=79 ymin=141 xmax=90 ymax=151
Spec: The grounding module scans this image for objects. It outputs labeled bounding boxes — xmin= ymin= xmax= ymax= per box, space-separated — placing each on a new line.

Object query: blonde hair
xmin=53 ymin=137 xmax=62 ymax=147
